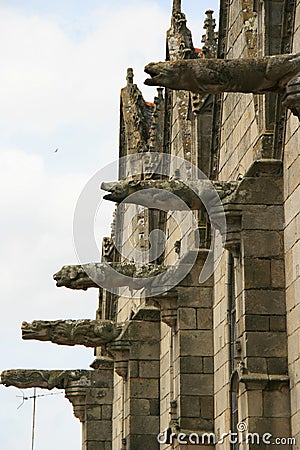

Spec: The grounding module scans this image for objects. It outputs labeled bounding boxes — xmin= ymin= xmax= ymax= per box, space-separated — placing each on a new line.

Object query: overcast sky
xmin=0 ymin=1 xmax=219 ymax=448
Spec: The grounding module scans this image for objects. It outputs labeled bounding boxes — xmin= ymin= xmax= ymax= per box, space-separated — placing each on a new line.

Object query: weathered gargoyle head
xmin=53 ymin=263 xmax=104 ymax=290
xmin=22 ymin=320 xmax=52 ymax=340
xmin=53 ymin=265 xmax=81 ymax=288
xmin=144 ymin=62 xmax=180 ymax=89
xmin=101 ymin=180 xmax=141 ymax=203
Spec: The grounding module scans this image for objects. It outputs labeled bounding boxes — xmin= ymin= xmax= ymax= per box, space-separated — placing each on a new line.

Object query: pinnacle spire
xmin=172 ymin=0 xmax=181 ymax=14
xmin=127 ymin=68 xmax=134 ymax=85
xmin=201 ymin=10 xmax=218 ymax=58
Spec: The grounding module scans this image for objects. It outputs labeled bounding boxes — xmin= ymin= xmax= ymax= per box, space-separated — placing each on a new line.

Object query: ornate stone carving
xmin=0 ymin=369 xmax=91 ymax=390
xmin=153 ymin=289 xmax=178 ymax=328
xmin=201 ymin=10 xmax=218 ymax=58
xmin=21 ymin=320 xmax=124 ymax=347
xmin=53 ymin=263 xmax=105 ymax=290
xmin=101 ymin=178 xmax=238 ymax=209
xmin=53 ymin=262 xmax=167 ymax=291
xmin=148 ymin=88 xmax=165 ymax=153
xmin=102 ymin=237 xmax=115 ymax=262
xmin=283 ymin=74 xmax=300 ymax=118
xmin=120 ymin=68 xmax=150 ymax=155
xmin=144 ymin=53 xmax=300 ymax=95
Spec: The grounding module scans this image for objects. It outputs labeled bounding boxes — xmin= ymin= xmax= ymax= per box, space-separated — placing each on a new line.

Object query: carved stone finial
xmin=126 ymin=68 xmax=134 ymax=85
xmin=21 ymin=319 xmax=124 ymax=348
xmin=201 ymin=10 xmax=218 ymax=58
xmin=172 ymin=0 xmax=181 ymax=14
xmin=157 ymin=87 xmax=164 ymax=99
xmin=168 ymin=1 xmax=195 ymax=61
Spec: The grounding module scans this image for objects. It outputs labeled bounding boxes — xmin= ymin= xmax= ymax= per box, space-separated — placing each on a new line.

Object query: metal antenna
xmin=31 ymin=388 xmax=36 ymax=450
xmin=15 ymin=389 xmax=64 ymax=450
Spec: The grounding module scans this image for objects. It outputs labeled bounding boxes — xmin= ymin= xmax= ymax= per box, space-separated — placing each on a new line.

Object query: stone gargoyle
xmin=53 ymin=262 xmax=167 ymax=291
xmin=144 ymin=53 xmax=300 ymax=94
xmin=101 ymin=179 xmax=237 ymax=233
xmin=101 ymin=179 xmax=237 ymax=209
xmin=21 ymin=319 xmax=124 ymax=347
xmin=0 ymin=369 xmax=91 ymax=390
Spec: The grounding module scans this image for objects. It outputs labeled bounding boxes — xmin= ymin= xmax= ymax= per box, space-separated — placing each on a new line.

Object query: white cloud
xmin=0 ymin=148 xmax=98 ymax=449
xmin=0 ymin=3 xmax=168 ymax=135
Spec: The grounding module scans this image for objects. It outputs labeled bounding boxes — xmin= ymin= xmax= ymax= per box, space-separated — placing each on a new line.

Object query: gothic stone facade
xmin=2 ymin=1 xmax=300 ymax=449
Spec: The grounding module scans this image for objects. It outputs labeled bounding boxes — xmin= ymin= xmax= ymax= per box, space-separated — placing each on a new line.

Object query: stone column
xmin=66 ymin=359 xmax=114 ymax=450
xmin=224 ymin=160 xmax=292 ymax=446
xmin=155 ymin=251 xmax=215 ymax=450
xmin=108 ymin=306 xmax=161 ymax=450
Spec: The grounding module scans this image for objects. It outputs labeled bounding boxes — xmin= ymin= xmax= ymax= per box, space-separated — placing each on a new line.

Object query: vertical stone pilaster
xmin=176 ymin=251 xmax=214 ymax=436
xmin=224 ymin=160 xmax=292 ymax=446
xmin=155 ymin=251 xmax=215 ymax=450
xmin=66 ymin=359 xmax=114 ymax=450
xmin=109 ymin=306 xmax=161 ymax=450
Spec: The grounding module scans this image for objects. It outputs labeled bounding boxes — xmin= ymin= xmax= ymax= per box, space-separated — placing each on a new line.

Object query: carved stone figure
xmin=283 ymin=74 xmax=300 ymax=118
xmin=101 ymin=179 xmax=238 ymax=210
xmin=53 ymin=262 xmax=167 ymax=290
xmin=0 ymin=369 xmax=91 ymax=390
xmin=22 ymin=319 xmax=124 ymax=347
xmin=144 ymin=53 xmax=300 ymax=94
xmin=53 ymin=263 xmax=104 ymax=290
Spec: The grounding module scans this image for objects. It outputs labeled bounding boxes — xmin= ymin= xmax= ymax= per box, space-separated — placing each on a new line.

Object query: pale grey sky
xmin=0 ymin=1 xmax=219 ymax=448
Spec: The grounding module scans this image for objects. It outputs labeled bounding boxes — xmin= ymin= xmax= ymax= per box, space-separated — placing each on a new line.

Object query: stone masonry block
xmin=178 ymin=308 xmax=197 ymax=329
xmin=139 ymin=360 xmax=160 ymax=378
xmin=246 ymin=332 xmax=287 ymax=358
xmin=129 ymin=416 xmax=159 ymax=435
xmin=263 ymin=388 xmax=291 ymax=418
xmin=243 ymin=289 xmax=286 ymax=315
xmin=180 ymin=374 xmax=213 ymax=396
xmin=196 ymin=308 xmax=212 ymax=329
xmin=129 ymin=378 xmax=159 ymax=399
xmin=180 ymin=356 xmax=203 ymax=374
xmin=85 ymin=420 xmax=112 ymax=440
xmin=243 ymin=231 xmax=283 ymax=258
xmin=179 ymin=330 xmax=213 ymax=356
xmin=244 ymin=258 xmax=271 ymax=289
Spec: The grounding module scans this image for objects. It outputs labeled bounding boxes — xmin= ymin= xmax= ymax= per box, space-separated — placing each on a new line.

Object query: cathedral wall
xmin=215 ymin=3 xmax=259 ymax=446
xmin=219 ymin=0 xmax=259 ymax=181
xmin=213 ymin=251 xmax=231 ymax=449
xmin=284 ymin=1 xmax=300 ymax=444
xmin=160 ymin=93 xmax=187 ymax=447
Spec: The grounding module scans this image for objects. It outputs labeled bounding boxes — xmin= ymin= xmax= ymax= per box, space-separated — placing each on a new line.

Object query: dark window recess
xmin=229 ymin=253 xmax=239 ymax=449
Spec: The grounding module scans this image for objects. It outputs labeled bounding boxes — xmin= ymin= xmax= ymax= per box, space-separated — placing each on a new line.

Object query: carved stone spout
xmin=144 ymin=53 xmax=300 ymax=95
xmin=0 ymin=369 xmax=91 ymax=390
xmin=21 ymin=320 xmax=124 ymax=347
xmin=54 ymin=262 xmax=167 ymax=291
xmin=101 ymin=179 xmax=237 ymax=210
